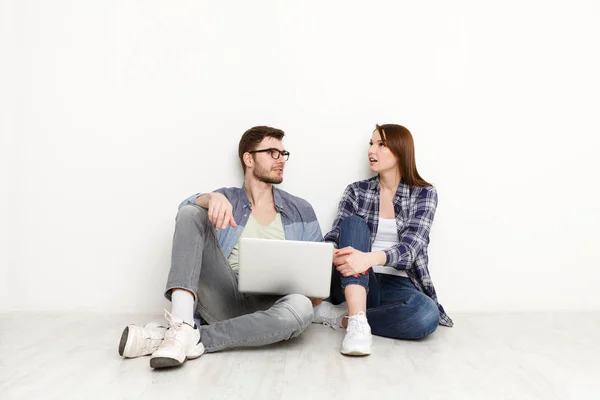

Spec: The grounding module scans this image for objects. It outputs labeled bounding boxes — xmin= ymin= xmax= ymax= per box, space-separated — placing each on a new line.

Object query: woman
xmin=313 ymin=124 xmax=453 ymax=356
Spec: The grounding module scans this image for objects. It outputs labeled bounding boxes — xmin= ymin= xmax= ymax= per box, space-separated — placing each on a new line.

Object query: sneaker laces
xmin=323 ymin=320 xmax=341 ymax=330
xmin=346 ymin=312 xmax=368 ymax=335
xmin=318 ymin=305 xmax=347 ymax=330
xmin=140 ymin=338 xmax=161 ymax=355
xmin=162 ymin=310 xmax=186 ymax=347
xmin=141 ymin=323 xmax=166 ymax=353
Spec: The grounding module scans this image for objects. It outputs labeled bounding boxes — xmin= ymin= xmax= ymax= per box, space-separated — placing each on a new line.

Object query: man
xmin=118 ymin=126 xmax=328 ymax=368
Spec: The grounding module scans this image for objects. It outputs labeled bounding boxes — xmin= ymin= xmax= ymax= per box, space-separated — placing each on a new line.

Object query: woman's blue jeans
xmin=330 ymin=216 xmax=439 ymax=339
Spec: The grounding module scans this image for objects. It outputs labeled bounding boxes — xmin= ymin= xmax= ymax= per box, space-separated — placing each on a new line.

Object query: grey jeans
xmin=164 ymin=205 xmax=314 ymax=353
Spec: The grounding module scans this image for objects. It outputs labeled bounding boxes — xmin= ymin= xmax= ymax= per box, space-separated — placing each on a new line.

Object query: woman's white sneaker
xmin=341 ymin=312 xmax=372 ymax=356
xmin=149 ymin=310 xmax=205 ymax=369
xmin=118 ymin=322 xmax=167 ymax=358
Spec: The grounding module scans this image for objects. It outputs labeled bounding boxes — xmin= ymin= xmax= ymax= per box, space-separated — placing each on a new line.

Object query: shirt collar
xmin=239 ymin=185 xmax=252 ymax=209
xmin=239 ymin=184 xmax=284 ymax=212
xmin=273 ymin=187 xmax=285 ymax=212
xmin=369 ymin=175 xmax=410 ymax=197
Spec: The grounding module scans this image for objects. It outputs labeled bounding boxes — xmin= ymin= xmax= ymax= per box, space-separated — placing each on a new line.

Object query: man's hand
xmin=333 ymin=246 xmax=372 ymax=277
xmin=207 ymin=193 xmax=237 ymax=230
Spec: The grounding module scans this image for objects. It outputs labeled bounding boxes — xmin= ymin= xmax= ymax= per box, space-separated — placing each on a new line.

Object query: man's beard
xmin=253 ymin=164 xmax=283 ymax=184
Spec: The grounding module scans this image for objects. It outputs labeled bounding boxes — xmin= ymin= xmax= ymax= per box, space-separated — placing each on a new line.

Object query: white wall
xmin=0 ymin=105 xmax=9 ymax=311
xmin=0 ymin=102 xmax=10 ymax=311
xmin=1 ymin=2 xmax=15 ymax=311
xmin=1 ymin=0 xmax=599 ymax=314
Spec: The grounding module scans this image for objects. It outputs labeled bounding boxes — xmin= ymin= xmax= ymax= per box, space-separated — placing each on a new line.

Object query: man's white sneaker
xmin=118 ymin=322 xmax=167 ymax=358
xmin=149 ymin=310 xmax=205 ymax=369
xmin=341 ymin=312 xmax=372 ymax=356
xmin=313 ymin=301 xmax=348 ymax=329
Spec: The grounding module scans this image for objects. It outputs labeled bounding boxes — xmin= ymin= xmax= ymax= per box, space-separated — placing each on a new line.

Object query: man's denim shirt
xmin=179 ymin=186 xmax=323 ymax=258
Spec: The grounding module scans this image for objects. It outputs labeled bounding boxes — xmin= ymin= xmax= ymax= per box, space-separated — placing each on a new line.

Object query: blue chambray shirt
xmin=179 ymin=186 xmax=323 ymax=258
xmin=323 ymin=176 xmax=453 ymax=327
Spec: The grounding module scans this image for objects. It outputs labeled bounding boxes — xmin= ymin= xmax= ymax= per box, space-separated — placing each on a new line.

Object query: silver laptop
xmin=238 ymin=238 xmax=334 ymax=298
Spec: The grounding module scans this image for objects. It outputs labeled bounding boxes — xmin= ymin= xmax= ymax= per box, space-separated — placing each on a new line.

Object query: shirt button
xmin=244 ymin=214 xmax=247 ymax=217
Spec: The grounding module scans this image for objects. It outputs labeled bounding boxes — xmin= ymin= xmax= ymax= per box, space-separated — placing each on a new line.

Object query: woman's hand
xmin=333 ymin=247 xmax=372 ymax=277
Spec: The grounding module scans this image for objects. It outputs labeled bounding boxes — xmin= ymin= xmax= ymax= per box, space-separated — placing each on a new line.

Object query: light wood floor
xmin=1 ymin=312 xmax=598 ymax=400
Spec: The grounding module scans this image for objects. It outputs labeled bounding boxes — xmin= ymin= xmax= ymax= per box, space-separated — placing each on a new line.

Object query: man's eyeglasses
xmin=248 ymin=148 xmax=290 ymax=161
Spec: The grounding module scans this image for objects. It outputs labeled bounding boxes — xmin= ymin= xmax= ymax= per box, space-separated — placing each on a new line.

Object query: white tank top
xmin=371 ymin=218 xmax=408 ymax=277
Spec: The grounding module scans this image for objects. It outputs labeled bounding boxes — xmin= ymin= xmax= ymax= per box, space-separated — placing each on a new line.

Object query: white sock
xmin=171 ymin=290 xmax=196 ymax=326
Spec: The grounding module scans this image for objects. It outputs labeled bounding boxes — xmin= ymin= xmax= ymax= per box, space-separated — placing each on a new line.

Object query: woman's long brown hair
xmin=375 ymin=124 xmax=432 ymax=187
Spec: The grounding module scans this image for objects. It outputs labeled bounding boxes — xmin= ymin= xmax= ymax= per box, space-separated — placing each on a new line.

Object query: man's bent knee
xmin=177 ymin=204 xmax=209 ymax=224
xmin=276 ymin=294 xmax=314 ymax=331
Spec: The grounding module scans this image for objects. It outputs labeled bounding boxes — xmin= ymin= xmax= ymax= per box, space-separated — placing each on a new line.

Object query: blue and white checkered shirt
xmin=324 ymin=176 xmax=453 ymax=327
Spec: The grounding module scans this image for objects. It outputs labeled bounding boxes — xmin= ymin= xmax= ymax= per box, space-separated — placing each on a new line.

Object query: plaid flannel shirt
xmin=324 ymin=176 xmax=453 ymax=327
